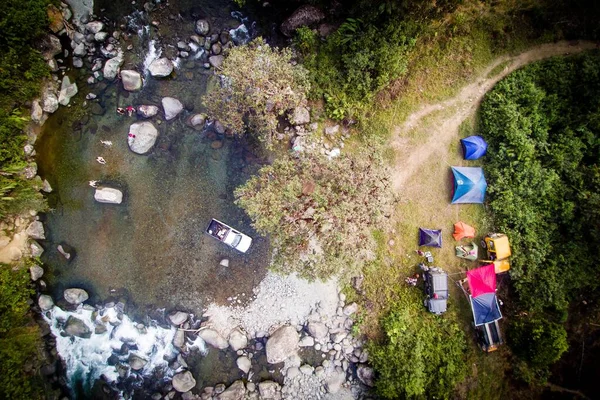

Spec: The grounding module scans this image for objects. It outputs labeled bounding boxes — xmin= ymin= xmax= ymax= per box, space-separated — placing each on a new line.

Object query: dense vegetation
xmin=480 ymin=52 xmax=600 ymax=379
xmin=0 ymin=263 xmax=43 ymax=398
xmin=204 ymin=38 xmax=309 ymax=149
xmin=368 ymin=285 xmax=468 ymax=399
xmin=235 ymin=151 xmax=392 ymax=280
xmin=0 ymin=0 xmax=50 ymax=218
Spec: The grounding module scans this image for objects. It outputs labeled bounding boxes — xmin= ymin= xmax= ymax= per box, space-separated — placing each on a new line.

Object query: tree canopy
xmin=204 ymin=38 xmax=310 ymax=149
xmin=235 ymin=151 xmax=392 ymax=280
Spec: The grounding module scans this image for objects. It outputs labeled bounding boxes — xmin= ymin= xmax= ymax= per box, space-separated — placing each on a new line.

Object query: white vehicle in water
xmin=205 ymin=218 xmax=252 ymax=253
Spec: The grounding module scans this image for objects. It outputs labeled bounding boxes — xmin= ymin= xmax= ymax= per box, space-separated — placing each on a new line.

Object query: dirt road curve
xmin=392 ymin=40 xmax=598 ymax=191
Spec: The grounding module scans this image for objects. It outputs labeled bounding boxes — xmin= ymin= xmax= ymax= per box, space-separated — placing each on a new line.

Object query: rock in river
xmin=26 ymin=221 xmax=45 ymax=240
xmin=199 ymin=328 xmax=228 ymax=349
xmin=103 ymin=51 xmax=124 ymax=81
xmin=120 ymin=70 xmax=142 ymax=91
xmin=266 ymin=325 xmax=299 ymax=364
xmin=30 ymin=265 xmax=44 ymax=281
xmin=38 ymin=294 xmax=54 ymax=311
xmin=58 ymin=76 xmax=78 ymax=106
xmin=161 ymin=97 xmax=183 ymax=121
xmin=169 ymin=311 xmax=188 ymax=326
xmin=172 ymin=371 xmax=196 ymax=393
xmin=65 ymin=316 xmax=92 ymax=338
xmin=195 ymin=19 xmax=210 ymax=35
xmin=128 ymin=121 xmax=159 ymax=154
xmin=137 ymin=105 xmax=159 ymax=118
xmin=64 ymin=288 xmax=89 ymax=305
xmin=148 ymin=58 xmax=174 ymax=77
xmin=94 ymin=187 xmax=123 ymax=204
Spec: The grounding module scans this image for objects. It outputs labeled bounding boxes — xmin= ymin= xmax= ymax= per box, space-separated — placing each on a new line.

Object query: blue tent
xmin=460 ymin=135 xmax=488 ymax=160
xmin=419 ymin=228 xmax=442 ymax=248
xmin=451 ymin=167 xmax=487 ymax=204
xmin=470 ymin=292 xmax=502 ymax=326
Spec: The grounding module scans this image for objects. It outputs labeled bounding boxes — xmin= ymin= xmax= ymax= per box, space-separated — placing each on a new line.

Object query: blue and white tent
xmin=451 ymin=167 xmax=487 ymax=204
xmin=460 ymin=135 xmax=488 ymax=160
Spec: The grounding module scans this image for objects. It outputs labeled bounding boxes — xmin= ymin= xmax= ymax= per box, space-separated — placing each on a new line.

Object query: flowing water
xmin=35 ymin=0 xmax=271 ymax=395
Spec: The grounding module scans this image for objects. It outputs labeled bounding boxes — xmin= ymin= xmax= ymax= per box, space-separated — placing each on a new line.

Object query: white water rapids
xmin=44 ymin=304 xmax=206 ymax=396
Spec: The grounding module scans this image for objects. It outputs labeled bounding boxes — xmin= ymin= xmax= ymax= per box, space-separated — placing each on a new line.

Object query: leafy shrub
xmin=235 ymin=150 xmax=393 ymax=280
xmin=0 ymin=263 xmax=43 ymax=398
xmin=368 ymin=286 xmax=468 ymax=399
xmin=204 ymin=38 xmax=310 ymax=149
xmin=508 ymin=317 xmax=568 ymax=382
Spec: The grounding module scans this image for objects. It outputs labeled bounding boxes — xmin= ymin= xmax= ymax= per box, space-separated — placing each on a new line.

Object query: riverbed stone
xmin=266 ymin=325 xmax=299 ymax=364
xmin=128 ymin=121 xmax=159 ymax=154
xmin=38 ymin=295 xmax=54 ymax=311
xmin=137 ymin=105 xmax=159 ymax=118
xmin=94 ymin=32 xmax=108 ymax=42
xmin=169 ymin=311 xmax=189 ymax=326
xmin=57 ymin=244 xmax=72 ymax=260
xmin=41 ymin=34 xmax=62 ymax=60
xmin=173 ymin=329 xmax=185 ymax=349
xmin=58 ymin=76 xmax=78 ymax=106
xmin=228 ymin=328 xmax=248 ymax=351
xmin=65 ymin=316 xmax=91 ymax=338
xmin=343 ymin=302 xmax=358 ymax=316
xmin=236 ymin=356 xmax=251 ymax=374
xmin=86 ymin=21 xmax=105 ymax=34
xmin=199 ymin=328 xmax=229 ymax=349
xmin=26 ymin=221 xmax=45 ymax=240
xmin=129 ymin=354 xmax=148 ymax=370
xmin=149 ymin=57 xmax=174 ymax=77
xmin=172 ymin=371 xmax=196 ymax=393
xmin=188 ymin=113 xmax=206 ymax=129
xmin=258 ymin=381 xmax=280 ymax=399
xmin=162 ymin=97 xmax=183 ymax=121
xmin=326 ymin=370 xmax=346 ymax=394
xmin=357 ymin=364 xmax=374 ymax=387
xmin=30 ymin=241 xmax=44 ymax=257
xmin=195 ymin=19 xmax=210 ymax=35
xmin=280 ymin=5 xmax=325 ymax=37
xmin=30 ymin=265 xmax=44 ymax=281
xmin=94 ymin=187 xmax=123 ymax=204
xmin=121 ymin=70 xmax=142 ymax=91
xmin=208 ymin=55 xmax=224 ymax=69
xmin=31 ymin=100 xmax=44 ymax=124
xmin=64 ymin=288 xmax=89 ymax=304
xmin=103 ymin=51 xmax=124 ymax=81
xmin=298 ymin=335 xmax=315 ymax=347
xmin=73 ymin=42 xmax=86 ymax=57
xmin=307 ymin=321 xmax=328 ymax=341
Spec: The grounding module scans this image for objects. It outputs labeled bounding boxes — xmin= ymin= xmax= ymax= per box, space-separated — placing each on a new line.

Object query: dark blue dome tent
xmin=451 ymin=167 xmax=487 ymax=204
xmin=460 ymin=135 xmax=488 ymax=160
xmin=418 ymin=228 xmax=442 ymax=248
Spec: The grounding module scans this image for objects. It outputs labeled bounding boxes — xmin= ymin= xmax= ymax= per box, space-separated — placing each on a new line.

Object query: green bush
xmin=203 ymin=38 xmax=310 ymax=149
xmin=368 ymin=286 xmax=468 ymax=399
xmin=235 ymin=150 xmax=393 ymax=280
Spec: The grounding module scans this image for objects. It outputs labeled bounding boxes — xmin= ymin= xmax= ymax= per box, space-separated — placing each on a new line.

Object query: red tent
xmin=467 ymin=264 xmax=496 ymax=298
xmin=453 ymin=221 xmax=476 ymax=241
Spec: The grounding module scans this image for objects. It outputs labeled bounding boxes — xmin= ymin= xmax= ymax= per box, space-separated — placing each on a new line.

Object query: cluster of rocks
xmin=186 ymin=292 xmax=371 ymax=399
xmin=285 ymin=106 xmax=346 ymax=159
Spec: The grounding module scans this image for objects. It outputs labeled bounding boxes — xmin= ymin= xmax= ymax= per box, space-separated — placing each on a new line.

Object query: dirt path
xmin=392 ymin=40 xmax=598 ymax=192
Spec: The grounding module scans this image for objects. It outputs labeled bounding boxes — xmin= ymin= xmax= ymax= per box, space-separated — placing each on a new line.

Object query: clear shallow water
xmin=35 ymin=3 xmax=268 ymax=314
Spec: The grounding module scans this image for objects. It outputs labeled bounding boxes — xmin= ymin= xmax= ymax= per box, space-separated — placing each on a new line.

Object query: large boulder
xmin=121 ymin=70 xmax=142 ymax=91
xmin=280 ymin=5 xmax=325 ymax=37
xmin=172 ymin=371 xmax=196 ymax=393
xmin=137 ymin=105 xmax=159 ymax=118
xmin=38 ymin=294 xmax=54 ymax=311
xmin=307 ymin=321 xmax=328 ymax=341
xmin=198 ymin=328 xmax=228 ymax=350
xmin=128 ymin=354 xmax=148 ymax=370
xmin=42 ymin=88 xmax=59 ymax=114
xmin=128 ymin=121 xmax=159 ymax=154
xmin=64 ymin=288 xmax=89 ymax=305
xmin=64 ymin=316 xmax=92 ymax=338
xmin=169 ymin=311 xmax=188 ymax=326
xmin=148 ymin=58 xmax=174 ymax=77
xmin=26 ymin=221 xmax=45 ymax=240
xmin=161 ymin=97 xmax=183 ymax=121
xmin=40 ymin=34 xmax=62 ymax=60
xmin=195 ymin=19 xmax=210 ymax=35
xmin=266 ymin=325 xmax=299 ymax=364
xmin=94 ymin=187 xmax=123 ymax=204
xmin=228 ymin=328 xmax=248 ymax=351
xmin=289 ymin=106 xmax=310 ymax=125
xmin=58 ymin=76 xmax=78 ymax=106
xmin=103 ymin=51 xmax=124 ymax=81
xmin=217 ymin=380 xmax=246 ymax=400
